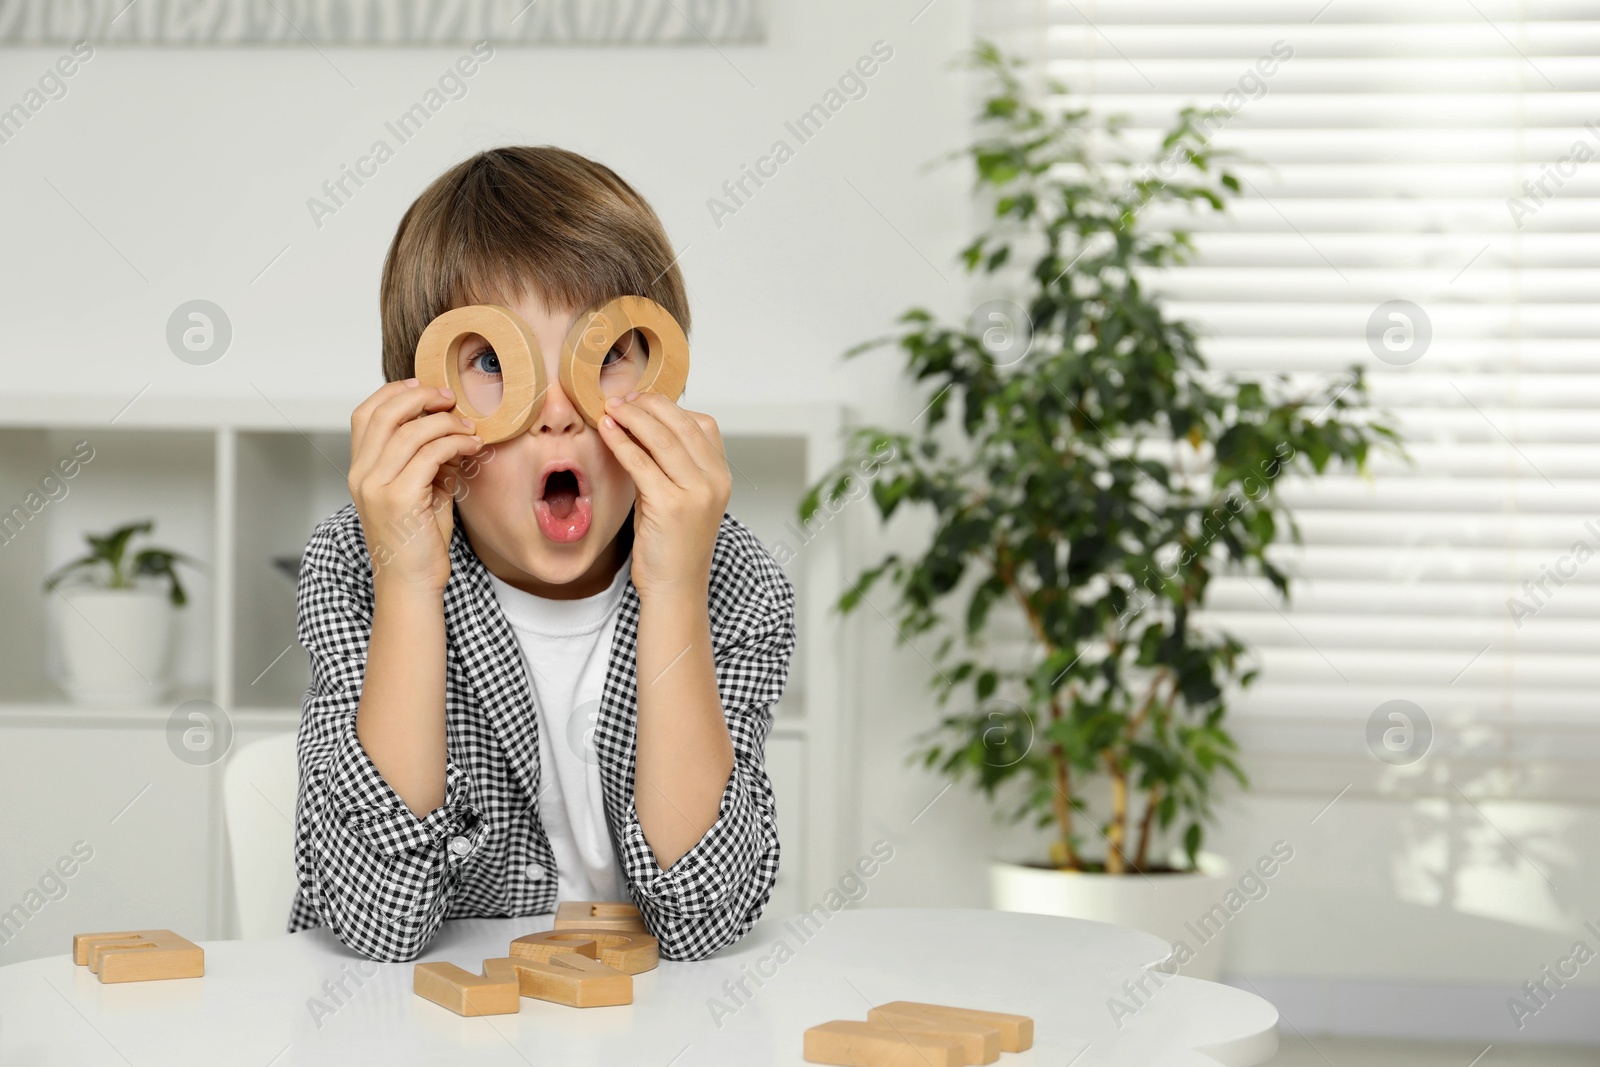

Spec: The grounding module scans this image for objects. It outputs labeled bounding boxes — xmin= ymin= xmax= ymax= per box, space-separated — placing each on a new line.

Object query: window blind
xmin=973 ymin=0 xmax=1600 ymax=731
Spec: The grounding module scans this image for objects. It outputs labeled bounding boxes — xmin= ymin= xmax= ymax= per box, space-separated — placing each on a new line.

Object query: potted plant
xmin=799 ymin=43 xmax=1398 ymax=979
xmin=43 ymin=519 xmax=202 ymax=704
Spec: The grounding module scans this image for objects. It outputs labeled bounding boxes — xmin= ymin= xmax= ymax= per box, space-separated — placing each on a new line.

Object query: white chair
xmin=221 ymin=732 xmax=300 ymax=940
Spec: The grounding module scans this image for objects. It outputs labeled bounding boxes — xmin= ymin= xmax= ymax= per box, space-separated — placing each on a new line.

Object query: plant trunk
xmin=1051 ymin=752 xmax=1079 ymax=869
xmin=994 ymin=548 xmax=1087 ymax=874
xmin=1106 ymin=765 xmax=1128 ymax=874
xmin=1133 ymin=784 xmax=1161 ymax=872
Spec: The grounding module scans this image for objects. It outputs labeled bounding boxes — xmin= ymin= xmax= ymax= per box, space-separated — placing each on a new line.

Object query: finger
xmin=682 ymin=409 xmax=731 ymax=483
xmin=352 ymin=383 xmax=451 ymax=488
xmin=625 ymin=394 xmax=726 ymax=474
xmin=368 ymin=409 xmax=478 ymax=488
xmin=392 ymin=432 xmax=485 ymax=505
xmin=429 ymin=480 xmax=459 ymax=547
xmin=603 ymin=397 xmax=700 ymax=490
xmin=432 ymin=442 xmax=490 ymax=503
xmin=373 ymin=384 xmax=462 ymax=449
xmin=432 ymin=455 xmax=472 ymax=509
xmin=352 ymin=388 xmax=461 ymax=488
xmin=352 ymin=379 xmax=423 ymax=459
xmin=598 ymin=412 xmax=674 ymax=499
xmin=689 ymin=411 xmax=733 ymax=483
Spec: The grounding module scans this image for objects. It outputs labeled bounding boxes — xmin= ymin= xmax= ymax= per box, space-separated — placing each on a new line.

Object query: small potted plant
xmin=43 ymin=519 xmax=202 ymax=704
xmin=799 ymin=43 xmax=1398 ymax=978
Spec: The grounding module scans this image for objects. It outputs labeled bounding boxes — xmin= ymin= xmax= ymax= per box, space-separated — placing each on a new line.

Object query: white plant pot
xmin=990 ymin=853 xmax=1234 ymax=981
xmin=53 ymin=587 xmax=176 ymax=704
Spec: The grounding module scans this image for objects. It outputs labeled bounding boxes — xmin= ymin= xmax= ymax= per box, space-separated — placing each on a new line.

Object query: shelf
xmin=0 ymin=427 xmax=216 ymax=704
xmin=769 ymin=718 xmax=808 ymax=740
xmin=0 ymin=391 xmax=353 ymax=433
xmin=0 ymin=701 xmax=297 ymax=731
xmin=231 ymin=429 xmax=349 ymax=710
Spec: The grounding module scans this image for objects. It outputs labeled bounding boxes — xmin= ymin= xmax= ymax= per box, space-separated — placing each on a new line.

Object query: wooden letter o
xmin=509 ymin=928 xmax=659 ymax=975
xmin=558 ymin=295 xmax=690 ymax=429
xmin=413 ymin=304 xmax=547 ymax=444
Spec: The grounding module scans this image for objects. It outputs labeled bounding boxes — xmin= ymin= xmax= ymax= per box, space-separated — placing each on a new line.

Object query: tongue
xmin=547 ymin=486 xmax=577 ymax=519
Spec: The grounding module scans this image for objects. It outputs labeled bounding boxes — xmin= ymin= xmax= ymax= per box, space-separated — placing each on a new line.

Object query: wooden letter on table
xmin=869 ymin=1002 xmax=1033 ymax=1053
xmin=554 ymin=900 xmax=647 ymax=933
xmin=864 ymin=1004 xmax=1002 ymax=1065
xmin=413 ymin=958 xmax=521 ymax=1017
xmin=505 ymin=953 xmax=632 ymax=1008
xmin=71 ymin=930 xmax=204 ymax=984
xmin=509 ymin=928 xmax=659 ymax=975
xmin=803 ymin=1020 xmax=963 ymax=1067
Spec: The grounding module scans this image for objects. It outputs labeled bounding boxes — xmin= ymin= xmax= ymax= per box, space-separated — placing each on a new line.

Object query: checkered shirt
xmin=286 ymin=501 xmax=794 ymax=963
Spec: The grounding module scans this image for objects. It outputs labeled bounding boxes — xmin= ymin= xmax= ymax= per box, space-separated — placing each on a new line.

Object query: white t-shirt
xmin=485 ymin=556 xmax=631 ymax=904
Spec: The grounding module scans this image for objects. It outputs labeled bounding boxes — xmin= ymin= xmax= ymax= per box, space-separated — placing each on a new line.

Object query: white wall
xmin=0 ymin=2 xmax=970 ymax=411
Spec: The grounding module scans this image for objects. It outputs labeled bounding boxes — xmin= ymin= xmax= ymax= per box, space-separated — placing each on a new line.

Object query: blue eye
xmin=470 ymin=348 xmax=501 ymax=376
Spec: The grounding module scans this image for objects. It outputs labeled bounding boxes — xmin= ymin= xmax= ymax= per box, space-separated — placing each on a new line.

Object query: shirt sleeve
xmin=291 ymin=509 xmax=489 ymax=963
xmin=614 ymin=544 xmax=796 ymax=961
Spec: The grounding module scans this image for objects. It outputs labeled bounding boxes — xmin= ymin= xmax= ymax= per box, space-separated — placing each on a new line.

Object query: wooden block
xmin=506 ymin=953 xmax=632 ymax=1008
xmin=71 ymin=930 xmax=203 ymax=984
xmin=868 ymin=1002 xmax=1033 ymax=1053
xmin=413 ymin=958 xmax=521 ymax=1017
xmin=554 ymin=901 xmax=647 ymax=933
xmin=866 ymin=1007 xmax=1000 ymax=1065
xmin=413 ymin=303 xmax=548 ymax=444
xmin=558 ymin=295 xmax=690 ymax=429
xmin=803 ymin=1020 xmax=963 ymax=1067
xmin=509 ymin=928 xmax=659 ymax=975
xmin=508 ymin=929 xmax=599 ymax=963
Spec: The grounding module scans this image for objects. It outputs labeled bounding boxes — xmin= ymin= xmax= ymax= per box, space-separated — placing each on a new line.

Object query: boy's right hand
xmin=348 ymin=379 xmax=484 ymax=595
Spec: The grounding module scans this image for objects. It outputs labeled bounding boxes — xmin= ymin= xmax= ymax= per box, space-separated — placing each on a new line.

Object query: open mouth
xmin=535 ymin=462 xmax=593 ymax=544
xmin=543 ymin=469 xmax=580 ymax=520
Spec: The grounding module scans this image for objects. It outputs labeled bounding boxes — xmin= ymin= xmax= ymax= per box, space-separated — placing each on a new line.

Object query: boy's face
xmin=448 ymin=287 xmax=642 ymax=600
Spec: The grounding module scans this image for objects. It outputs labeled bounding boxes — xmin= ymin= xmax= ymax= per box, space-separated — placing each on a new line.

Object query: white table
xmin=0 ymin=907 xmax=1278 ymax=1066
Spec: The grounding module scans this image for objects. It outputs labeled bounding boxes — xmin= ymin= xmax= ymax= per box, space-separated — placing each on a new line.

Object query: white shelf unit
xmin=0 ymin=392 xmax=857 ymax=962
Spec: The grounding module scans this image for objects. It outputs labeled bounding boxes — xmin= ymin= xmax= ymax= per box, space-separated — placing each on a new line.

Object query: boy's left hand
xmin=598 ymin=391 xmax=731 ymax=603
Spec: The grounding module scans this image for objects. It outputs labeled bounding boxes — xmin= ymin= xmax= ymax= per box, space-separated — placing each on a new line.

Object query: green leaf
xmin=41 ymin=554 xmax=102 ymax=593
xmin=44 ymin=521 xmax=198 ymax=604
xmin=1183 ymin=823 xmax=1203 ymax=868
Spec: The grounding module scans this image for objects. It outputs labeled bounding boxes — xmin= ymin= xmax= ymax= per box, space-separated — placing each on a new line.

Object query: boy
xmin=287 ymin=146 xmax=794 ymax=963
